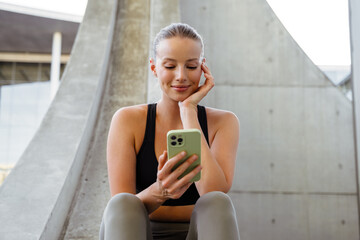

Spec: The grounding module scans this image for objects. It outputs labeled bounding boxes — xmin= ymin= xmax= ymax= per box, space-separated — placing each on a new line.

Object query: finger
xmin=201 ymin=63 xmax=212 ymax=74
xmin=201 ymin=63 xmax=207 ymax=74
xmin=197 ymin=78 xmax=214 ymax=95
xmin=161 ymin=154 xmax=198 ymax=189
xmin=164 ymin=151 xmax=187 ymax=171
xmin=158 ymin=151 xmax=186 ymax=180
xmin=172 ymin=154 xmax=198 ymax=180
xmin=170 ymin=182 xmax=193 ymax=199
xmin=168 ymin=164 xmax=202 ymax=194
xmin=158 ymin=150 xmax=167 ymax=171
xmin=203 ymin=72 xmax=213 ymax=79
xmin=203 ymin=72 xmax=214 ymax=81
xmin=203 ymin=76 xmax=215 ymax=89
xmin=202 ymin=63 xmax=214 ymax=85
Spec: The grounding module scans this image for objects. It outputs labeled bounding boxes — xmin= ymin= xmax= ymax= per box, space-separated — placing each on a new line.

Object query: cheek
xmin=157 ymin=70 xmax=172 ymax=82
xmin=189 ymin=69 xmax=202 ymax=84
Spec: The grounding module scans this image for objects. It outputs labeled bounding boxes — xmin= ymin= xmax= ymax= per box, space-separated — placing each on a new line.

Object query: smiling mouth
xmin=171 ymin=85 xmax=190 ymax=92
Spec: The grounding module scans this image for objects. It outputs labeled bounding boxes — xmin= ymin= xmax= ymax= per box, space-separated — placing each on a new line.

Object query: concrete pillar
xmin=349 ymin=0 xmax=360 ymax=231
xmin=50 ymin=31 xmax=62 ymax=100
xmin=147 ymin=0 xmax=180 ymax=103
xmin=62 ymin=0 xmax=151 ymax=238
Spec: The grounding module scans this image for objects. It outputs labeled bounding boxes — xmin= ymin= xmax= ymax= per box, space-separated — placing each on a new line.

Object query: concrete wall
xmin=0 ymin=0 xmax=357 ymax=239
xmin=0 ymin=0 xmax=118 ymax=238
xmin=147 ymin=0 xmax=180 ymax=103
xmin=180 ymin=0 xmax=358 ymax=239
xmin=349 ymin=0 xmax=360 ymax=214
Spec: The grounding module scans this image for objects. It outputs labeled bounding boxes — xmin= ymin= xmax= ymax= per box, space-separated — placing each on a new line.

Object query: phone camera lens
xmin=177 ymin=138 xmax=183 ymax=143
xmin=171 ymin=141 xmax=177 ymax=146
xmin=171 ymin=135 xmax=177 ymax=140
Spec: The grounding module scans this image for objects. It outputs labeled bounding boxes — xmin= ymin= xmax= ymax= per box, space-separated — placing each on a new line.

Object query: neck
xmin=156 ymin=97 xmax=182 ymax=128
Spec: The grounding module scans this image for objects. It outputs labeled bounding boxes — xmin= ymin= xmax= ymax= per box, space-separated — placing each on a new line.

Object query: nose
xmin=175 ymin=66 xmax=186 ymax=82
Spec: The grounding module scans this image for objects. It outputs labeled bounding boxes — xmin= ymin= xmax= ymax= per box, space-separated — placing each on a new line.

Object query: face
xmin=150 ymin=37 xmax=204 ymax=102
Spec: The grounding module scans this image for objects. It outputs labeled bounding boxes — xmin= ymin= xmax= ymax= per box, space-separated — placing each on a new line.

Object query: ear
xmin=150 ymin=58 xmax=157 ymax=77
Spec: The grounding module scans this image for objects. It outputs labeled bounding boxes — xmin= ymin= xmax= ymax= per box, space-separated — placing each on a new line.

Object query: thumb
xmin=158 ymin=150 xmax=167 ymax=170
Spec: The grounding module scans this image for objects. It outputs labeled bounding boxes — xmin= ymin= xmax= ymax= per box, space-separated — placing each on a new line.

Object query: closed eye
xmin=187 ymin=66 xmax=198 ymax=70
xmin=164 ymin=66 xmax=175 ymax=69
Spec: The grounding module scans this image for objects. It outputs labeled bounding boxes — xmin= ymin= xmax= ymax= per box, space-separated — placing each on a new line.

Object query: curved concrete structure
xmin=0 ymin=0 xmax=118 ymax=238
xmin=0 ymin=0 xmax=358 ymax=239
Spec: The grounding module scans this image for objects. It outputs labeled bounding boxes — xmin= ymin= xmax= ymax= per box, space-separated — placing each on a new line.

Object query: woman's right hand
xmin=154 ymin=150 xmax=202 ymax=202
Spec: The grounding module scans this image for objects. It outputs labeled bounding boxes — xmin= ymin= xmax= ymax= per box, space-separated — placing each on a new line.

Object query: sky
xmin=0 ymin=0 xmax=351 ymax=66
xmin=267 ymin=0 xmax=351 ymax=66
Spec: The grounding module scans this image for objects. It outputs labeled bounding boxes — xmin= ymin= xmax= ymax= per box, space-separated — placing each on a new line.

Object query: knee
xmin=105 ymin=193 xmax=144 ymax=219
xmin=193 ymin=192 xmax=240 ymax=239
xmin=196 ymin=191 xmax=234 ymax=212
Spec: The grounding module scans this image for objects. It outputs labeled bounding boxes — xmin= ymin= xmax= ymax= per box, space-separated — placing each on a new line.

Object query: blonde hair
xmin=153 ymin=23 xmax=204 ymax=60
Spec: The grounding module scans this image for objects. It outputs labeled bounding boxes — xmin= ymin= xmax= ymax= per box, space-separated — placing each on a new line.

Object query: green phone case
xmin=167 ymin=129 xmax=201 ymax=182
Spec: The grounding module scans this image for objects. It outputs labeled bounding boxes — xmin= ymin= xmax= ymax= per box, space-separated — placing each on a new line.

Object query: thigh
xmin=100 ymin=193 xmax=153 ymax=240
xmin=186 ymin=192 xmax=240 ymax=240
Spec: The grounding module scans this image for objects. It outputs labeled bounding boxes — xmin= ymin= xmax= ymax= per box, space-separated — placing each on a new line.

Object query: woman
xmin=100 ymin=23 xmax=240 ymax=240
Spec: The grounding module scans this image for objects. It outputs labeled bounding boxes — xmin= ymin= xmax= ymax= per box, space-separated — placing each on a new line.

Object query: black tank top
xmin=136 ymin=103 xmax=209 ymax=206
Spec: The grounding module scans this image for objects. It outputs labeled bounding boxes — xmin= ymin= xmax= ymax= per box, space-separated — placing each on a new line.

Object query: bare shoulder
xmin=112 ymin=104 xmax=148 ymax=123
xmin=204 ymin=107 xmax=240 ymax=144
xmin=205 ymin=107 xmax=240 ymax=128
xmin=109 ymin=104 xmax=148 ymax=152
xmin=109 ymin=104 xmax=148 ymax=136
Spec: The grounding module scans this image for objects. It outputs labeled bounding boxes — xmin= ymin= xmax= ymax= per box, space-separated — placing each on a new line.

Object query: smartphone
xmin=167 ymin=129 xmax=201 ymax=182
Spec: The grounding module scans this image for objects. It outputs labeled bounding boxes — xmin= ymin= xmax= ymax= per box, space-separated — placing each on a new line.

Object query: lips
xmin=171 ymin=85 xmax=190 ymax=92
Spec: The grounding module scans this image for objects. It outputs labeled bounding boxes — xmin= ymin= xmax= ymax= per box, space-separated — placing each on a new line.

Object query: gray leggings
xmin=99 ymin=191 xmax=240 ymax=240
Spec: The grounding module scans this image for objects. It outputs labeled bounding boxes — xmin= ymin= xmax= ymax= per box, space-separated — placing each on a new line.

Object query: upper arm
xmin=107 ymin=107 xmax=138 ymax=196
xmin=210 ymin=111 xmax=240 ymax=189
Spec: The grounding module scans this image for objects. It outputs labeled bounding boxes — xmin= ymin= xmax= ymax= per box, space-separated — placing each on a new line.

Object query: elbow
xmin=197 ymin=182 xmax=232 ymax=196
xmin=196 ymin=171 xmax=234 ymax=195
xmin=220 ymin=183 xmax=232 ymax=194
xmin=223 ymin=184 xmax=231 ymax=193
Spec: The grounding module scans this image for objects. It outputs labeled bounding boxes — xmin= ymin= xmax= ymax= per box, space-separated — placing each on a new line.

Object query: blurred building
xmin=0 ymin=3 xmax=80 ymax=184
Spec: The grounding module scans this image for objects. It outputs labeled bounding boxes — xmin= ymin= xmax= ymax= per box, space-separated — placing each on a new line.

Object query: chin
xmin=166 ymin=94 xmax=189 ymax=103
xmin=163 ymin=89 xmax=195 ymax=102
xmin=171 ymin=97 xmax=187 ymax=103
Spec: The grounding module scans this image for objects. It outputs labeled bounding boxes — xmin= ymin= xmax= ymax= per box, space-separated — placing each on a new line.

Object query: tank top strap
xmin=144 ymin=103 xmax=157 ymax=142
xmin=197 ymin=105 xmax=209 ymax=145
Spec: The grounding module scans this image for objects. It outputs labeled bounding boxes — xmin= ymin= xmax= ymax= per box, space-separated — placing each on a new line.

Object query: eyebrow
xmin=187 ymin=58 xmax=200 ymax=62
xmin=162 ymin=58 xmax=199 ymax=62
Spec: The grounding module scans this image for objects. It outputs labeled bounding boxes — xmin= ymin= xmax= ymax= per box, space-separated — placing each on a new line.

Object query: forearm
xmin=197 ymin=139 xmax=230 ymax=194
xmin=180 ymin=105 xmax=230 ymax=194
xmin=136 ymin=182 xmax=167 ymax=214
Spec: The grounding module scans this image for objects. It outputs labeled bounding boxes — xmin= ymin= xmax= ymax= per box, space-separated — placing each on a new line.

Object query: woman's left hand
xmin=180 ymin=62 xmax=215 ymax=109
